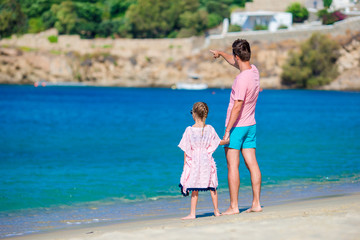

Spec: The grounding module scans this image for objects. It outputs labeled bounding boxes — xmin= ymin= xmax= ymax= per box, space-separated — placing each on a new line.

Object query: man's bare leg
xmin=242 ymin=148 xmax=262 ymax=212
xmin=223 ymin=147 xmax=240 ymax=215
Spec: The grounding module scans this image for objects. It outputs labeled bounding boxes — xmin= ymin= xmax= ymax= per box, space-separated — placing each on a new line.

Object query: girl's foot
xmin=181 ymin=214 xmax=196 ymax=220
xmin=214 ymin=209 xmax=221 ymax=217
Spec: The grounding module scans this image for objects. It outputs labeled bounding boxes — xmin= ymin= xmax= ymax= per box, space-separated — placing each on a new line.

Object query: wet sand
xmin=7 ymin=192 xmax=360 ymax=240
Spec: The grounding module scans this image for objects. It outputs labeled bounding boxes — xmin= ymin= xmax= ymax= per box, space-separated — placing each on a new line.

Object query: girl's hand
xmin=209 ymin=50 xmax=220 ymax=59
xmin=223 ymin=131 xmax=230 ymax=141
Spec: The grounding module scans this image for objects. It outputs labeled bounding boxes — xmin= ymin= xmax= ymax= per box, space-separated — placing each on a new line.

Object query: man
xmin=210 ymin=39 xmax=262 ymax=215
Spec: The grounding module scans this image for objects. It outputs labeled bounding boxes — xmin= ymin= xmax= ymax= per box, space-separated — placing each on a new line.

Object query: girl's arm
xmin=219 ymin=139 xmax=230 ymax=145
xmin=209 ymin=50 xmax=240 ymax=70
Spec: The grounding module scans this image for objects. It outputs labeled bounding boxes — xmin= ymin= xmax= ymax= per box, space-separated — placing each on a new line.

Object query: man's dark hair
xmin=232 ymin=39 xmax=251 ymax=61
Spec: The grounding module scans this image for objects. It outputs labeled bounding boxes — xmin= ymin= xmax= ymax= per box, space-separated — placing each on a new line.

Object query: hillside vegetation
xmin=0 ymin=0 xmax=251 ymax=39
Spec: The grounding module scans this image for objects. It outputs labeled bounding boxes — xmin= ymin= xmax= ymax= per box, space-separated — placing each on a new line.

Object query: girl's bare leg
xmin=210 ymin=190 xmax=221 ymax=216
xmin=182 ymin=191 xmax=198 ymax=220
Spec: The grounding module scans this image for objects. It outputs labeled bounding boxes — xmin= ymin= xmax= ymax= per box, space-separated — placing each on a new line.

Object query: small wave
xmin=64 ymin=218 xmax=109 ymax=225
xmin=5 ymin=231 xmax=37 ymax=238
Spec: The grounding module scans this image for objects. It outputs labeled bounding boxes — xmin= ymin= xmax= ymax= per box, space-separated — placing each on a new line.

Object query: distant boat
xmin=175 ymin=74 xmax=208 ymax=90
xmin=176 ymin=82 xmax=208 ymax=90
xmin=34 ymin=81 xmax=86 ymax=87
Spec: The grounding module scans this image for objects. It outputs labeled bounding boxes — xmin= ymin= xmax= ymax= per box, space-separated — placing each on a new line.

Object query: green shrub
xmin=50 ymin=50 xmax=61 ymax=55
xmin=321 ymin=10 xmax=346 ymax=25
xmin=228 ymin=24 xmax=242 ymax=32
xmin=47 ymin=35 xmax=58 ymax=43
xmin=317 ymin=9 xmax=328 ymax=18
xmin=286 ymin=2 xmax=309 ymax=23
xmin=28 ymin=17 xmax=45 ymax=33
xmin=281 ymin=33 xmax=340 ymax=88
xmin=167 ymin=31 xmax=178 ymax=38
xmin=254 ymin=24 xmax=268 ymax=31
xmin=177 ymin=28 xmax=197 ymax=38
xmin=278 ymin=24 xmax=288 ymax=30
xmin=19 ymin=46 xmax=36 ymax=52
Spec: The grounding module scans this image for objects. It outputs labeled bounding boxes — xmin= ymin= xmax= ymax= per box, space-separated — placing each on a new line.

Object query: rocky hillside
xmin=0 ymin=29 xmax=359 ymax=90
xmin=321 ymin=34 xmax=360 ymax=91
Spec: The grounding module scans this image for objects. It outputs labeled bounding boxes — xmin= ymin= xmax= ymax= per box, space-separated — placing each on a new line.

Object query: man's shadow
xmin=196 ymin=207 xmax=252 ymax=218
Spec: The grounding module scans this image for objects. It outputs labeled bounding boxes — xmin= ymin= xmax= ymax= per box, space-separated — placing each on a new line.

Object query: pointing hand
xmin=209 ymin=50 xmax=220 ymax=59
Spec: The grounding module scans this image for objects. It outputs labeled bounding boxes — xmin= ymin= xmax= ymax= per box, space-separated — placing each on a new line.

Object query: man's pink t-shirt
xmin=225 ymin=64 xmax=260 ymax=128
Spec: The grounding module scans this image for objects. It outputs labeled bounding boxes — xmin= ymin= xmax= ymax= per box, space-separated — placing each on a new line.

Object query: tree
xmin=0 ymin=0 xmax=26 ymax=37
xmin=74 ymin=2 xmax=103 ymax=38
xmin=13 ymin=0 xmax=248 ymax=38
xmin=75 ymin=2 xmax=102 ymax=23
xmin=127 ymin=0 xmax=183 ymax=38
xmin=19 ymin=0 xmax=55 ymax=18
xmin=178 ymin=9 xmax=208 ymax=37
xmin=281 ymin=33 xmax=340 ymax=88
xmin=207 ymin=13 xmax=223 ymax=28
xmin=42 ymin=10 xmax=56 ymax=29
xmin=205 ymin=0 xmax=230 ymax=19
xmin=96 ymin=19 xmax=123 ymax=37
xmin=323 ymin=0 xmax=332 ymax=8
xmin=108 ymin=0 xmax=136 ymax=18
xmin=51 ymin=1 xmax=77 ymax=34
xmin=232 ymin=0 xmax=250 ymax=7
xmin=286 ymin=2 xmax=309 ymax=23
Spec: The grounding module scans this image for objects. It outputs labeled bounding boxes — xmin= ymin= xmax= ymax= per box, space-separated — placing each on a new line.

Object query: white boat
xmin=175 ymin=82 xmax=208 ymax=90
xmin=34 ymin=81 xmax=86 ymax=87
xmin=175 ymin=74 xmax=208 ymax=90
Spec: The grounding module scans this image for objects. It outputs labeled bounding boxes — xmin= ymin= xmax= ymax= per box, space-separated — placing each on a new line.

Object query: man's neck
xmin=238 ymin=61 xmax=252 ymax=72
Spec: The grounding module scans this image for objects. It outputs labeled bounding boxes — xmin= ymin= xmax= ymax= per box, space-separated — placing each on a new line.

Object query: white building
xmin=330 ymin=0 xmax=356 ymax=10
xmin=230 ymin=11 xmax=293 ymax=32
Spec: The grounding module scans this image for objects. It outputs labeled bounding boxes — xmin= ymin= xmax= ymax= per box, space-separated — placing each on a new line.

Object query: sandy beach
xmin=7 ymin=193 xmax=360 ymax=240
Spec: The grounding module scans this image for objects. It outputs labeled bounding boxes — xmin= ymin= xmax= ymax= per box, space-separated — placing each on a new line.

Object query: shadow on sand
xmin=196 ymin=207 xmax=258 ymax=218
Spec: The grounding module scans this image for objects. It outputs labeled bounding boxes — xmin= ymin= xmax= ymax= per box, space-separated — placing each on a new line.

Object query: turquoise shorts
xmin=223 ymin=124 xmax=256 ymax=150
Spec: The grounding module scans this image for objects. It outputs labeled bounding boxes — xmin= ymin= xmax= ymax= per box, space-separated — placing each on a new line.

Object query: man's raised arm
xmin=209 ymin=50 xmax=239 ymax=70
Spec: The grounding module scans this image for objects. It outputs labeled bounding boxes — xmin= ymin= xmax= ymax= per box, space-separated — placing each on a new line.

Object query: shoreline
xmin=2 ymin=181 xmax=360 ymax=239
xmin=6 ymin=192 xmax=360 ymax=240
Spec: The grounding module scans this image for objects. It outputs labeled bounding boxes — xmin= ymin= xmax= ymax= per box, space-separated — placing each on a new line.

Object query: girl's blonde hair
xmin=192 ymin=102 xmax=209 ymax=120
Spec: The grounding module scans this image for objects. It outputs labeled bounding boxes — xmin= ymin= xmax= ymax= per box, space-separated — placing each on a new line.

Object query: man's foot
xmin=245 ymin=206 xmax=262 ymax=213
xmin=222 ymin=206 xmax=239 ymax=215
xmin=181 ymin=214 xmax=196 ymax=220
xmin=214 ymin=209 xmax=221 ymax=217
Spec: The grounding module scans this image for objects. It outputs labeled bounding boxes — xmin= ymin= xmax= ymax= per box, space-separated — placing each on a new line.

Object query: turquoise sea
xmin=1 ymin=85 xmax=360 ymax=238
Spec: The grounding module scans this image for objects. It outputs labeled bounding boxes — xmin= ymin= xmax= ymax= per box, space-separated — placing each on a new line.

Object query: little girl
xmin=178 ymin=102 xmax=229 ymax=220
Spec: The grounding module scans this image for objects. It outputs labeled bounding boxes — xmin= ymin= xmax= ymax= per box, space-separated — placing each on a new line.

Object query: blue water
xmin=1 ymin=85 xmax=360 ymax=237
